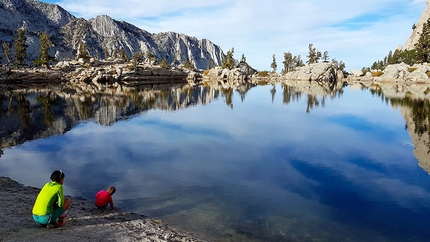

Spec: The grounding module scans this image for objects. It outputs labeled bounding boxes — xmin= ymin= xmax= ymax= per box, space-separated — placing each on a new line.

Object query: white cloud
xmin=48 ymin=0 xmax=426 ymax=71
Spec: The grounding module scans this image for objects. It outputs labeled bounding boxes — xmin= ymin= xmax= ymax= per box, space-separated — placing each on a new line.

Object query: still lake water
xmin=1 ymin=82 xmax=430 ymax=241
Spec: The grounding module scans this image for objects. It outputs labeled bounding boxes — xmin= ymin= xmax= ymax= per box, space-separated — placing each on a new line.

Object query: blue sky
xmin=41 ymin=0 xmax=427 ymax=71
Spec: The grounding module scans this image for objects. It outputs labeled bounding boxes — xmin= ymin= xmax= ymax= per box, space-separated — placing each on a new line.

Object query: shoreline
xmin=0 ymin=177 xmax=206 ymax=242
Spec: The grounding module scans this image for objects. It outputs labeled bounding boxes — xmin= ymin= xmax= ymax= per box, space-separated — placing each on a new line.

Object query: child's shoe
xmin=58 ymin=214 xmax=66 ymax=225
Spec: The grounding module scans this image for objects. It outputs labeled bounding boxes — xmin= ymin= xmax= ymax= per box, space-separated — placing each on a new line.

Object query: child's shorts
xmin=33 ymin=207 xmax=65 ymax=225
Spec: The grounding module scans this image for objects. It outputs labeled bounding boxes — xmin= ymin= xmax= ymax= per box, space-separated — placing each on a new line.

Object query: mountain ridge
xmin=0 ymin=0 xmax=225 ymax=69
xmin=403 ymin=0 xmax=430 ymax=50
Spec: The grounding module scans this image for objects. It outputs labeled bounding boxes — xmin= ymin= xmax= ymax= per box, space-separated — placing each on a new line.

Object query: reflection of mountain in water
xmin=281 ymin=81 xmax=430 ymax=175
xmin=3 ymin=80 xmax=430 ymax=175
xmin=365 ymin=83 xmax=430 ymax=174
xmin=0 ymin=83 xmax=256 ymax=156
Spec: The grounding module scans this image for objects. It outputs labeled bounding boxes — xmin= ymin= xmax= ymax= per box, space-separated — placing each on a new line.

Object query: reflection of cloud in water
xmin=1 ymin=84 xmax=430 ymax=241
xmin=0 ymin=97 xmax=425 ymax=207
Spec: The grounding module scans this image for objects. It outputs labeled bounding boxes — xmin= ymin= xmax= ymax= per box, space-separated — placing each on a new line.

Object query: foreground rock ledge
xmin=0 ymin=177 xmax=206 ymax=242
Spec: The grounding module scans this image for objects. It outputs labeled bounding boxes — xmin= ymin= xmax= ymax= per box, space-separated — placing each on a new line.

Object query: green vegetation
xmin=146 ymin=51 xmax=155 ymax=63
xmin=365 ymin=18 xmax=430 ymax=71
xmin=119 ymin=48 xmax=128 ymax=61
xmin=103 ymin=48 xmax=110 ymax=60
xmin=415 ymin=18 xmax=430 ymax=63
xmin=271 ymin=54 xmax=277 ymax=73
xmin=33 ymin=32 xmax=54 ymax=68
xmin=13 ymin=29 xmax=27 ymax=67
xmin=129 ymin=51 xmax=144 ymax=71
xmin=282 ymin=52 xmax=304 ymax=74
xmin=222 ymin=48 xmax=235 ymax=69
xmin=160 ymin=58 xmax=169 ymax=69
xmin=182 ymin=60 xmax=195 ymax=70
xmin=77 ymin=42 xmax=90 ymax=59
xmin=112 ymin=49 xmax=118 ymax=58
xmin=240 ymin=54 xmax=246 ymax=64
xmin=322 ymin=51 xmax=330 ymax=63
xmin=306 ymin=44 xmax=322 ymax=64
xmin=280 ymin=44 xmax=337 ymax=74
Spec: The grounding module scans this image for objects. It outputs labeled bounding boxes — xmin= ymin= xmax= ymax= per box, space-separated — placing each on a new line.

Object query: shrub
xmin=426 ymin=71 xmax=430 ymax=78
xmin=408 ymin=68 xmax=417 ymax=72
xmin=203 ymin=70 xmax=209 ymax=75
xmin=371 ymin=71 xmax=384 ymax=77
xmin=183 ymin=60 xmax=195 ymax=70
xmin=160 ymin=58 xmax=169 ymax=69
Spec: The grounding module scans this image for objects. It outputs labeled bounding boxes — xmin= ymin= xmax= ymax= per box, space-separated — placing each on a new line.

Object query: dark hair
xmin=50 ymin=170 xmax=65 ymax=183
xmin=107 ymin=186 xmax=116 ymax=195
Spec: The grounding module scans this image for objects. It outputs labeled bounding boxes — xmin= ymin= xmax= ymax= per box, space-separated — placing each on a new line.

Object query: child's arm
xmin=109 ymin=196 xmax=114 ymax=209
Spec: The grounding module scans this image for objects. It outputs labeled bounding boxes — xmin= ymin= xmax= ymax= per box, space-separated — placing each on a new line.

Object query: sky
xmin=41 ymin=0 xmax=427 ymax=71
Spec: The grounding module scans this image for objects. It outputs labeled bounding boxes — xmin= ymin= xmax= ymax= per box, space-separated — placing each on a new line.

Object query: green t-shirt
xmin=32 ymin=181 xmax=64 ymax=216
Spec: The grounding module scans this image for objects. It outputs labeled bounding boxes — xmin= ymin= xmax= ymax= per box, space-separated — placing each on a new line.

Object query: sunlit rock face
xmin=0 ymin=0 xmax=224 ymax=69
xmin=403 ymin=0 xmax=430 ymax=50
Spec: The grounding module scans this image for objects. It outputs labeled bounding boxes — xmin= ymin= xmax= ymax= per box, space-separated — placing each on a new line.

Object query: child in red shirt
xmin=95 ymin=186 xmax=116 ymax=209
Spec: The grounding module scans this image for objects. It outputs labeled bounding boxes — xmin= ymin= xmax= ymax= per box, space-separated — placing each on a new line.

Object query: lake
xmin=1 ymin=81 xmax=430 ymax=241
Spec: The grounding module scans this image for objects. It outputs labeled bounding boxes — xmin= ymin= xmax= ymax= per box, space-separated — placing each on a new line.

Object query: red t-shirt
xmin=95 ymin=190 xmax=114 ymax=209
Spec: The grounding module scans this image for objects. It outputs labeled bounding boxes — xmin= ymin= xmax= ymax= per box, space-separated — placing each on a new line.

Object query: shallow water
xmin=1 ymin=83 xmax=430 ymax=241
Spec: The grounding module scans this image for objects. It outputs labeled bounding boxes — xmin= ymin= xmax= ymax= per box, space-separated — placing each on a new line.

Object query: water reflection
xmin=1 ymin=81 xmax=430 ymax=241
xmin=0 ymin=82 xmax=256 ymax=156
xmin=363 ymin=83 xmax=430 ymax=174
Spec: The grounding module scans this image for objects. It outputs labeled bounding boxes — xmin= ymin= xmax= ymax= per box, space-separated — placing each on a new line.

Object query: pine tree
xmin=387 ymin=50 xmax=394 ymax=64
xmin=295 ymin=55 xmax=304 ymax=67
xmin=415 ymin=18 xmax=430 ymax=63
xmin=183 ymin=60 xmax=195 ymax=70
xmin=119 ymin=48 xmax=128 ymax=61
xmin=282 ymin=52 xmax=293 ymax=74
xmin=316 ymin=51 xmax=322 ymax=63
xmin=306 ymin=44 xmax=317 ymax=64
xmin=322 ymin=51 xmax=329 ymax=63
xmin=338 ymin=61 xmax=346 ymax=71
xmin=14 ymin=29 xmax=27 ymax=66
xmin=160 ymin=58 xmax=169 ymax=68
xmin=146 ymin=51 xmax=155 ymax=63
xmin=129 ymin=51 xmax=144 ymax=70
xmin=77 ymin=42 xmax=90 ymax=59
xmin=222 ymin=48 xmax=235 ymax=69
xmin=271 ymin=54 xmax=277 ymax=73
xmin=240 ymin=54 xmax=246 ymax=64
xmin=34 ymin=32 xmax=54 ymax=68
xmin=103 ymin=47 xmax=110 ymax=60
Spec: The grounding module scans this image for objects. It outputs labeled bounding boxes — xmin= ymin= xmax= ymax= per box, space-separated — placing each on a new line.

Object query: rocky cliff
xmin=403 ymin=0 xmax=430 ymax=50
xmin=0 ymin=0 xmax=225 ymax=69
